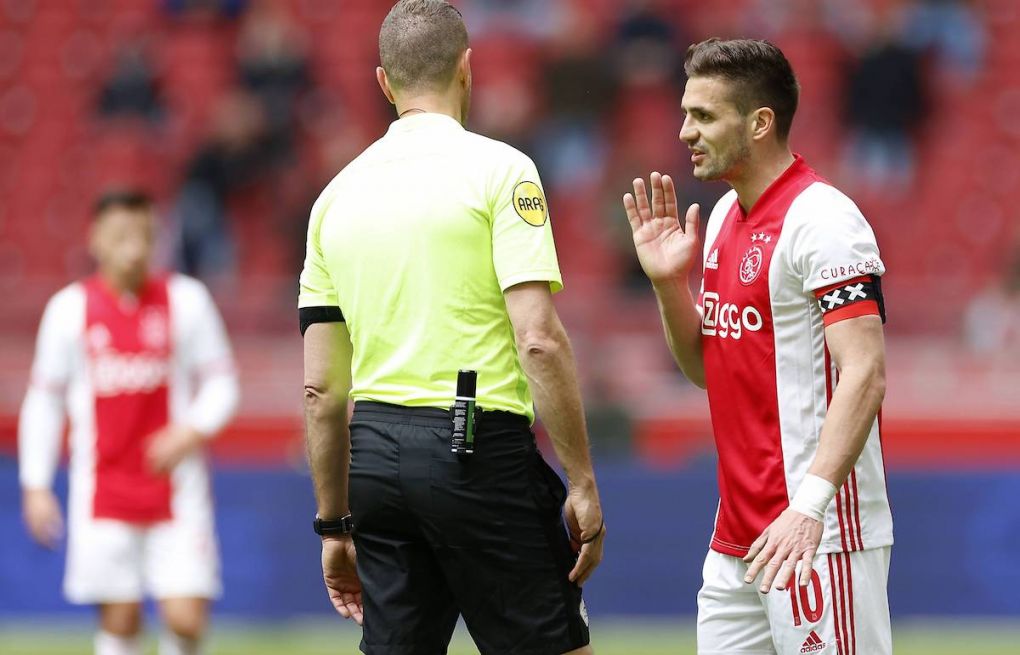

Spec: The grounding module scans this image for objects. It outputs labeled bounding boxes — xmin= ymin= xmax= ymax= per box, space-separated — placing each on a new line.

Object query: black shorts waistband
xmin=352 ymin=401 xmax=530 ymax=430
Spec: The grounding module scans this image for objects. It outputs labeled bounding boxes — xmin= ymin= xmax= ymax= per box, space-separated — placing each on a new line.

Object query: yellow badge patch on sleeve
xmin=512 ymin=181 xmax=548 ymax=227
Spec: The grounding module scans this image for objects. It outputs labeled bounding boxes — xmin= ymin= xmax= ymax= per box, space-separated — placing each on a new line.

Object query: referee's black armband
xmin=299 ymin=306 xmax=345 ymax=336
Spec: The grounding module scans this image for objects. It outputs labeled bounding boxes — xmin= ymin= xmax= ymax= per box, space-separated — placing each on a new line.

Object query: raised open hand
xmin=623 ymin=172 xmax=701 ymax=284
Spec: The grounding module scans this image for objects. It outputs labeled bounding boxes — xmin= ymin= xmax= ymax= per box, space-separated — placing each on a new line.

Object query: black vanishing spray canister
xmin=450 ymin=370 xmax=477 ymax=455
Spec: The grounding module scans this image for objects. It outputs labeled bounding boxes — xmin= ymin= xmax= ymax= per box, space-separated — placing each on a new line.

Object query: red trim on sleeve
xmin=822 ymin=300 xmax=880 ymax=326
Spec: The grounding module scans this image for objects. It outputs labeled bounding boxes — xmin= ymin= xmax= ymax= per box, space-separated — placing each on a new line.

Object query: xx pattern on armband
xmin=814 ymin=275 xmax=886 ymax=324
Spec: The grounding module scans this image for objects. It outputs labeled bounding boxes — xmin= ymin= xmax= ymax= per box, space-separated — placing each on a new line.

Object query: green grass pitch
xmin=3 ymin=619 xmax=1020 ymax=654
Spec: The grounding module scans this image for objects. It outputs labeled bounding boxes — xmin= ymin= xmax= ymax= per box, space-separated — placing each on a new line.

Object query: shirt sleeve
xmin=174 ymin=278 xmax=240 ymax=437
xmin=489 ymin=153 xmax=563 ymax=293
xmin=791 ymin=189 xmax=886 ymax=326
xmin=298 ymin=196 xmax=341 ymax=309
xmin=19 ymin=288 xmax=76 ymax=489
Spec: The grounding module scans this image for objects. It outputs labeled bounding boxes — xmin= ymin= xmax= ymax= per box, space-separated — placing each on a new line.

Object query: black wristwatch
xmin=313 ymin=514 xmax=354 ymax=536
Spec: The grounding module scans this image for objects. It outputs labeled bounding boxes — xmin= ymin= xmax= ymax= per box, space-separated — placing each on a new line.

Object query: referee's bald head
xmin=379 ymin=0 xmax=469 ymax=94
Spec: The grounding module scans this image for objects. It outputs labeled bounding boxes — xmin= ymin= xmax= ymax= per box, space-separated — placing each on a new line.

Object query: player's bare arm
xmin=623 ymin=172 xmax=706 ymax=387
xmin=504 ymin=281 xmax=605 ymax=586
xmin=744 ymin=314 xmax=886 ymax=593
xmin=303 ymin=321 xmax=362 ymax=624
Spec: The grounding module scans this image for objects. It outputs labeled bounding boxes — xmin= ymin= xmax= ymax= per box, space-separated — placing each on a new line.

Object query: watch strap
xmin=313 ymin=514 xmax=354 ymax=536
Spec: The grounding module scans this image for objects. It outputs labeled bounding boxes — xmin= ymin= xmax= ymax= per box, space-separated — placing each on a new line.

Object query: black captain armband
xmin=813 ymin=275 xmax=886 ymax=327
xmin=299 ymin=306 xmax=345 ymax=336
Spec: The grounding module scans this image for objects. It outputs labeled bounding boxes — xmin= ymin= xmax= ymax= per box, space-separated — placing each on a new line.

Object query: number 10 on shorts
xmin=789 ymin=570 xmax=824 ymax=626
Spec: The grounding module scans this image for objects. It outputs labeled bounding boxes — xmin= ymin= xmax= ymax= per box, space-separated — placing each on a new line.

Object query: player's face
xmin=679 ymin=76 xmax=752 ymax=182
xmin=90 ymin=207 xmax=154 ymax=289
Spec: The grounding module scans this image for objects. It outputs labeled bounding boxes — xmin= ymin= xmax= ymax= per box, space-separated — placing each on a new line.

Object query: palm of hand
xmin=623 ymin=173 xmax=700 ymax=283
xmin=633 ymin=218 xmax=698 ymax=281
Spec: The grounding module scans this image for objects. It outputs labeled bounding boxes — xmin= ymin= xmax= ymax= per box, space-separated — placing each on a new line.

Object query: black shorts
xmin=348 ymin=401 xmax=590 ymax=655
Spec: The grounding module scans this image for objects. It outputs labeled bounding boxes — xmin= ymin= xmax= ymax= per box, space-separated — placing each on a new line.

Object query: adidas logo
xmin=706 ymin=248 xmax=719 ymax=270
xmin=800 ymin=630 xmax=826 ymax=653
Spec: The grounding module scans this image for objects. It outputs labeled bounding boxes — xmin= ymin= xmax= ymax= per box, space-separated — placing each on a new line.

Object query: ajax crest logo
xmin=739 ymin=245 xmax=764 ymax=285
xmin=513 ymin=181 xmax=548 ymax=227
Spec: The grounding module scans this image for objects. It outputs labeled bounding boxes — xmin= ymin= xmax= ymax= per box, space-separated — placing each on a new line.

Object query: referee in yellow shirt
xmin=299 ymin=2 xmax=605 ymax=654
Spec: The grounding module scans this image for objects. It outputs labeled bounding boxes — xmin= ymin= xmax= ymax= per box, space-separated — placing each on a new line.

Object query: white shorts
xmin=64 ymin=459 xmax=221 ymax=604
xmin=697 ymin=547 xmax=891 ymax=655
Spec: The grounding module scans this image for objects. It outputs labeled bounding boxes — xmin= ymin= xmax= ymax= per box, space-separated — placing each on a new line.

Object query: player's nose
xmin=679 ymin=122 xmax=698 ymax=145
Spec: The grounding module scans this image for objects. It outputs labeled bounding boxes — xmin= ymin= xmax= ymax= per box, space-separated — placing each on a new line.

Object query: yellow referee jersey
xmin=298 ymin=112 xmax=562 ymax=422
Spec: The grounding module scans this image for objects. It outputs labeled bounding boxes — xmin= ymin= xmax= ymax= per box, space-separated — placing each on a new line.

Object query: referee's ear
xmin=377 ymin=67 xmax=396 ymax=106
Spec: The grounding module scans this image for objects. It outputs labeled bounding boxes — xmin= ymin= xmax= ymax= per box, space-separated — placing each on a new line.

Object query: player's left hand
xmin=743 ymin=507 xmax=824 ymax=593
xmin=146 ymin=424 xmax=205 ymax=474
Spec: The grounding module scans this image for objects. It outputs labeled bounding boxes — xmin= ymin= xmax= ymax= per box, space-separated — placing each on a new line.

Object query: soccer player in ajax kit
xmin=19 ymin=191 xmax=239 ymax=655
xmin=624 ymin=40 xmax=893 ymax=654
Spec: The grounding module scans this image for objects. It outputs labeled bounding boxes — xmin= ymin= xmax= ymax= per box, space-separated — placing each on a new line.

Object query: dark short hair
xmin=379 ymin=0 xmax=468 ymax=93
xmin=93 ymin=189 xmax=153 ymax=219
xmin=684 ymin=38 xmax=800 ymax=141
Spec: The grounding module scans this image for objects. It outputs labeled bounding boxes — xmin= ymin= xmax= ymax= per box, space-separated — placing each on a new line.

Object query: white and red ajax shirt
xmin=698 ymin=156 xmax=893 ymax=557
xmin=19 ymin=274 xmax=238 ymax=524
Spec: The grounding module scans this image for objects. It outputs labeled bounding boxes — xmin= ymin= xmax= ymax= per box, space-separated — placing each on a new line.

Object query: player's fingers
xmin=743 ymin=530 xmax=769 ymax=563
xmin=774 ymin=556 xmax=798 ymax=592
xmin=26 ymin=520 xmax=49 ymax=547
xmin=799 ymin=548 xmax=816 ymax=587
xmin=43 ymin=512 xmax=64 ymax=548
xmin=146 ymin=443 xmax=168 ymax=473
xmin=650 ymin=171 xmax=666 ymax=219
xmin=744 ymin=541 xmax=776 ymax=582
xmin=632 ymin=178 xmax=651 ymax=218
xmin=759 ymin=551 xmax=788 ymax=594
xmin=663 ymin=174 xmax=679 ymax=220
xmin=623 ymin=194 xmax=642 ymax=230
xmin=684 ymin=203 xmax=701 ymax=240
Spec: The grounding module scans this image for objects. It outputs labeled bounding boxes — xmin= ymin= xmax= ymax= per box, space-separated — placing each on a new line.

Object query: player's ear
xmin=750 ymin=107 xmax=775 ymax=142
xmin=87 ymin=215 xmax=105 ymax=261
xmin=458 ymin=48 xmax=472 ymax=88
xmin=376 ymin=67 xmax=396 ymax=105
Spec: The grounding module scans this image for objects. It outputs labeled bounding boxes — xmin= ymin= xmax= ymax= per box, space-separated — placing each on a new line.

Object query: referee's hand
xmin=322 ymin=536 xmax=363 ymax=624
xmin=565 ymin=484 xmax=605 ymax=586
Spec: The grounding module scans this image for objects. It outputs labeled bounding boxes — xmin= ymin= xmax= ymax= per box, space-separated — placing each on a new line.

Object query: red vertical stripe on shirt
xmin=844 ymin=482 xmax=858 ymax=551
xmin=86 ymin=276 xmax=173 ymax=523
xmin=851 ymin=469 xmax=865 ymax=549
xmin=825 ymin=347 xmax=850 ymax=551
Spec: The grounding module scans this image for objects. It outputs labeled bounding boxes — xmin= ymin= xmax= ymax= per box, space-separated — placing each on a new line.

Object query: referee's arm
xmin=303 ymin=320 xmax=362 ymax=622
xmin=505 ymin=281 xmax=605 ymax=585
xmin=303 ymin=321 xmax=354 ymax=519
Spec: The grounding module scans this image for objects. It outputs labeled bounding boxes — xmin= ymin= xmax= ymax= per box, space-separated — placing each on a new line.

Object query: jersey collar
xmin=736 ymin=154 xmax=812 ymax=223
xmin=387 ymin=112 xmax=465 ymax=135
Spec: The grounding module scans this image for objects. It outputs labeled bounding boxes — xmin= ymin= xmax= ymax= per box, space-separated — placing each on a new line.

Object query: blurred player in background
xmin=19 ymin=190 xmax=240 ymax=655
xmin=299 ymin=1 xmax=603 ymax=653
xmin=624 ymin=39 xmax=892 ymax=654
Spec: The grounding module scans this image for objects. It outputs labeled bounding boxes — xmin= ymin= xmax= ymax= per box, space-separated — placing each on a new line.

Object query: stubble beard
xmin=695 ymin=137 xmax=752 ymax=182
